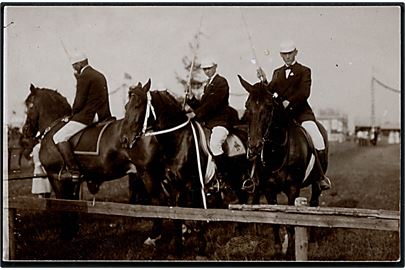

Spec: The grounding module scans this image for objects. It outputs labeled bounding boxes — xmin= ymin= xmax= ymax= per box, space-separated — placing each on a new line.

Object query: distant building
xmin=380 ymin=123 xmax=400 ymax=144
xmin=317 ymin=109 xmax=348 ymax=143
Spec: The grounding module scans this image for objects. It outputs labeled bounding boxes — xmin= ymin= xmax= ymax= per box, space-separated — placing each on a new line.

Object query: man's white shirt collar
xmin=207 ymin=73 xmax=218 ymax=85
xmin=285 ymin=60 xmax=297 ymax=68
xmin=80 ymin=65 xmax=90 ymax=74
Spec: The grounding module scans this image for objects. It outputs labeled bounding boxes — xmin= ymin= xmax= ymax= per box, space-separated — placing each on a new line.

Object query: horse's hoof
xmin=320 ymin=177 xmax=331 ymax=190
xmin=144 ymin=235 xmax=161 ymax=247
xmin=281 ymin=234 xmax=289 ymax=255
xmin=144 ymin=237 xmax=156 ymax=247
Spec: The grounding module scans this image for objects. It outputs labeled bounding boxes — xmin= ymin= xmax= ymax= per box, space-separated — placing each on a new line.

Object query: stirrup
xmin=320 ymin=176 xmax=331 ymax=191
xmin=58 ymin=168 xmax=81 ymax=182
xmin=241 ymin=177 xmax=256 ymax=194
xmin=208 ymin=178 xmax=221 ymax=193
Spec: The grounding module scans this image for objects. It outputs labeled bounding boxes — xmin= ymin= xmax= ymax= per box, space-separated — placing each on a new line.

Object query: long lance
xmin=59 ymin=38 xmax=71 ymax=63
xmin=239 ymin=8 xmax=265 ymax=82
xmin=182 ymin=12 xmax=204 ymax=110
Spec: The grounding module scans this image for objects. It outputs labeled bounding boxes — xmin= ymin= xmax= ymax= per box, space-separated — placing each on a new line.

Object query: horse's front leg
xmin=284 ymin=182 xmax=301 ymax=260
xmin=48 ymin=174 xmax=81 ymax=240
xmin=309 ymin=178 xmax=322 ymax=207
xmin=128 ymin=170 xmax=151 ymax=205
xmin=264 ymin=186 xmax=283 ymax=259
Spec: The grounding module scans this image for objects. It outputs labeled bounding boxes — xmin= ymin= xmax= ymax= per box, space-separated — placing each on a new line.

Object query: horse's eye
xmin=28 ymin=103 xmax=34 ymax=109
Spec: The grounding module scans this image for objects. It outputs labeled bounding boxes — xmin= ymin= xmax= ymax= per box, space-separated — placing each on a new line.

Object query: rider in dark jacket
xmin=257 ymin=40 xmax=331 ymax=190
xmin=186 ymin=58 xmax=238 ymax=183
xmin=53 ymin=52 xmax=112 ymax=180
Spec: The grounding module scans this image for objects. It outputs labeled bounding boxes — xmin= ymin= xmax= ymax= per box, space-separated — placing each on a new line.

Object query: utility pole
xmin=371 ymin=76 xmax=375 ymax=128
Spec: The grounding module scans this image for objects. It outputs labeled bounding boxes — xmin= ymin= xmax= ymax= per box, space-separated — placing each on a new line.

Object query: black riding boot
xmin=56 ymin=142 xmax=81 ymax=181
xmin=213 ymin=154 xmax=229 ymax=187
xmin=315 ymin=150 xmax=331 ymax=190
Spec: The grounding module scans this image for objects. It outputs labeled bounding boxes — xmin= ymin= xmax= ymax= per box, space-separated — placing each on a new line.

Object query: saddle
xmin=193 ymin=122 xmax=247 ymax=184
xmin=262 ymin=121 xmax=321 ymax=182
xmin=69 ymin=118 xmax=116 ymax=156
xmin=194 ymin=122 xmax=247 ymax=158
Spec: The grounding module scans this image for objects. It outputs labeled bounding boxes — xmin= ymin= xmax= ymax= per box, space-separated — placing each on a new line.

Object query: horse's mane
xmin=247 ymin=83 xmax=286 ymax=126
xmin=149 ymin=90 xmax=187 ymax=127
xmin=151 ymin=90 xmax=183 ymax=115
xmin=26 ymin=87 xmax=72 ymax=114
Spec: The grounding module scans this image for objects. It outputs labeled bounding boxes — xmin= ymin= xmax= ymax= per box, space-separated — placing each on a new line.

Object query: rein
xmin=36 ymin=115 xmax=70 ymax=140
xmin=128 ymin=91 xmax=207 ymax=209
xmin=129 ymin=91 xmax=190 ymax=148
xmin=261 ymin=128 xmax=289 ymax=174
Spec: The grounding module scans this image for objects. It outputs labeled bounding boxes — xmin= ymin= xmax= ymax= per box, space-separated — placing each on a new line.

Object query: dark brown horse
xmin=120 ymin=80 xmax=251 ymax=257
xmin=238 ymin=75 xmax=329 ymax=259
xmin=21 ymin=84 xmax=161 ymax=238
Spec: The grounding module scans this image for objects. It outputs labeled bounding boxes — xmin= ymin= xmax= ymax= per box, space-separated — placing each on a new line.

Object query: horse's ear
xmin=143 ymin=79 xmax=151 ymax=92
xmin=237 ymin=75 xmax=254 ymax=93
xmin=29 ymin=83 xmax=36 ymax=93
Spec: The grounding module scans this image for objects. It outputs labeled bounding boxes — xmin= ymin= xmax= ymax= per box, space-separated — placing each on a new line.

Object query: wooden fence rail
xmin=5 ymin=196 xmax=400 ymax=261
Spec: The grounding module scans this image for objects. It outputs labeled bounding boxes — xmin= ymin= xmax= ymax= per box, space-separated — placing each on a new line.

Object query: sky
xmin=3 ymin=4 xmax=401 ymax=130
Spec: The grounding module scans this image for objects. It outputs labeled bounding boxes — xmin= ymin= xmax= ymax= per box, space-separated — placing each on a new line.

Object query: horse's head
xmin=238 ymin=75 xmax=277 ymax=160
xmin=22 ymin=84 xmax=71 ymax=153
xmin=22 ymin=84 xmax=41 ymax=143
xmin=121 ymin=79 xmax=152 ymax=148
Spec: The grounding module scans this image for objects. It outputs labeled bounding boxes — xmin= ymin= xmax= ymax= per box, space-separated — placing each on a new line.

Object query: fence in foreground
xmin=5 ymin=196 xmax=400 ymax=261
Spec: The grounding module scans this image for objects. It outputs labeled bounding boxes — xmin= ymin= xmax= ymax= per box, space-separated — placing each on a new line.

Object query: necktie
xmin=285 ymin=66 xmax=292 ymax=78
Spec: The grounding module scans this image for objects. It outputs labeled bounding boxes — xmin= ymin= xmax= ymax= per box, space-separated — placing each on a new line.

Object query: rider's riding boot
xmin=315 ymin=150 xmax=331 ymax=190
xmin=213 ymin=154 xmax=229 ymax=187
xmin=56 ymin=142 xmax=81 ymax=182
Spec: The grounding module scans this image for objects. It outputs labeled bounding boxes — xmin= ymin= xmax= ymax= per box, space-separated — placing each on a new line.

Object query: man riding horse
xmin=53 ymin=51 xmax=112 ymax=181
xmin=257 ymin=40 xmax=331 ymax=190
xmin=185 ymin=57 xmax=239 ymax=186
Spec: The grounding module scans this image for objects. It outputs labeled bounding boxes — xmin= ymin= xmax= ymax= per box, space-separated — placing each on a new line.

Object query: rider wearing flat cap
xmin=257 ymin=40 xmax=332 ymax=190
xmin=186 ymin=58 xmax=238 ymax=184
xmin=53 ymin=51 xmax=112 ymax=180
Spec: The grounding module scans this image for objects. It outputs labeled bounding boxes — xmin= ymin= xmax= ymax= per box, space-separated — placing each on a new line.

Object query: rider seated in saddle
xmin=257 ymin=40 xmax=331 ymax=190
xmin=185 ymin=57 xmax=238 ymax=184
xmin=53 ymin=52 xmax=112 ymax=181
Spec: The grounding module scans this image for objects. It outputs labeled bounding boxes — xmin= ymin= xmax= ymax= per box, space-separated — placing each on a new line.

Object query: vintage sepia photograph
xmin=2 ymin=3 xmax=402 ymax=264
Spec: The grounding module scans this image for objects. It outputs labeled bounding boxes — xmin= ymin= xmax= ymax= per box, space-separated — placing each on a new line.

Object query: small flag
xmin=124 ymin=72 xmax=132 ymax=80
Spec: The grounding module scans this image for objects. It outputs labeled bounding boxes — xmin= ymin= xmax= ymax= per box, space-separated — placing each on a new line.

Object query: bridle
xmin=247 ymin=93 xmax=288 ymax=171
xmin=126 ymin=89 xmax=207 ymax=209
xmin=127 ymin=90 xmax=191 ymax=148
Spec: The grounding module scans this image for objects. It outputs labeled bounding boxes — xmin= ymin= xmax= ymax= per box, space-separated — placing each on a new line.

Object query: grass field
xmin=5 ymin=138 xmax=401 ymax=262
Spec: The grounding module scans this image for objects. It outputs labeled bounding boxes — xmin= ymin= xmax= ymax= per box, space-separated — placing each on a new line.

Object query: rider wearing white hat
xmin=200 ymin=58 xmax=217 ymax=69
xmin=279 ymin=40 xmax=297 ymax=53
xmin=257 ymin=40 xmax=332 ymax=190
xmin=53 ymin=50 xmax=112 ymax=181
xmin=70 ymin=51 xmax=88 ymax=65
xmin=186 ymin=57 xmax=239 ymax=185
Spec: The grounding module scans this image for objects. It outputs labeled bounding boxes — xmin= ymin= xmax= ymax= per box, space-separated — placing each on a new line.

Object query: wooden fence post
xmin=294 ymin=197 xmax=308 ymax=261
xmin=8 ymin=208 xmax=16 ymax=260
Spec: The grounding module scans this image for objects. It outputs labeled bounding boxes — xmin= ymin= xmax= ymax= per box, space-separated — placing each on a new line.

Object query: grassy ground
xmin=6 ymin=138 xmax=401 ymax=262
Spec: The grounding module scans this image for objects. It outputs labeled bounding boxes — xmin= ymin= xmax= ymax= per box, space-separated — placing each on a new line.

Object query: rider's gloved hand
xmin=183 ymin=104 xmax=193 ymax=113
xmin=256 ymin=67 xmax=267 ymax=82
xmin=186 ymin=112 xmax=196 ymax=119
xmin=62 ymin=116 xmax=71 ymax=123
